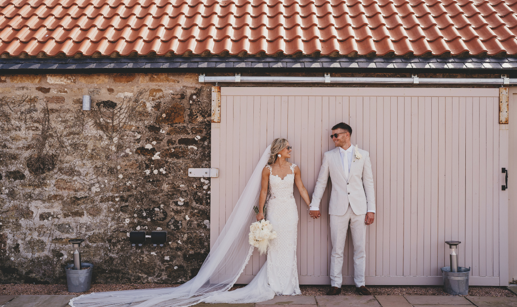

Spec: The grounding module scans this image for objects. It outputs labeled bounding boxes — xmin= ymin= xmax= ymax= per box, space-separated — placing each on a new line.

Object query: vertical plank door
xmin=211 ymin=87 xmax=504 ymax=285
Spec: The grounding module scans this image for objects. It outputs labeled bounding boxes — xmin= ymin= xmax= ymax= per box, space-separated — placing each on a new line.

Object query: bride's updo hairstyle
xmin=268 ymin=138 xmax=289 ymax=165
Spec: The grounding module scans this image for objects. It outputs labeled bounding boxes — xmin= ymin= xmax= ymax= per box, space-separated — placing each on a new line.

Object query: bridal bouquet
xmin=248 ymin=219 xmax=277 ymax=255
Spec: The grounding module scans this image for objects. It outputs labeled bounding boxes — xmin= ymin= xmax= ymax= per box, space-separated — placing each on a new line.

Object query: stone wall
xmin=0 ymin=73 xmax=211 ymax=284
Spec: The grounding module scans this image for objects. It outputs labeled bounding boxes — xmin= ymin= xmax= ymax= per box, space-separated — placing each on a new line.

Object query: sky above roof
xmin=0 ymin=0 xmax=516 ymax=58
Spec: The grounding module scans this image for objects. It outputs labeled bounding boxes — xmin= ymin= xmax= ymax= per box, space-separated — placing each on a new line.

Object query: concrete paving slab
xmin=257 ymin=305 xmax=316 ymax=307
xmin=405 ymin=295 xmax=471 ymax=305
xmin=508 ymin=286 xmax=517 ymax=296
xmin=466 ymin=296 xmax=517 ymax=307
xmin=258 ymin=296 xmax=317 ymax=305
xmin=0 ymin=296 xmax=16 ymax=305
xmin=196 ymin=304 xmax=254 ymax=307
xmin=316 ymin=296 xmax=381 ymax=307
xmin=375 ymin=296 xmax=411 ymax=307
xmin=5 ymin=295 xmax=76 ymax=307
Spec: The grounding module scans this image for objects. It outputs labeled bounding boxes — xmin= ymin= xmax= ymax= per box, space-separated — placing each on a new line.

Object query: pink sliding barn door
xmin=211 ymin=87 xmax=506 ymax=286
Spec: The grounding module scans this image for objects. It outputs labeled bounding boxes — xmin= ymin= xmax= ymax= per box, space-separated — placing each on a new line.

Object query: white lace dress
xmin=266 ymin=163 xmax=301 ymax=295
xmin=203 ymin=163 xmax=301 ymax=303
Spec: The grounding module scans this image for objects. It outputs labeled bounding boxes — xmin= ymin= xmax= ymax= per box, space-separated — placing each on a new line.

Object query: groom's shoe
xmin=326 ymin=287 xmax=341 ymax=295
xmin=355 ymin=286 xmax=372 ymax=295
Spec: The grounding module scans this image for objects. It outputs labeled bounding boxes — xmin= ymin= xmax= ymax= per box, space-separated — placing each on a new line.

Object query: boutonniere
xmin=354 ymin=145 xmax=362 ymax=160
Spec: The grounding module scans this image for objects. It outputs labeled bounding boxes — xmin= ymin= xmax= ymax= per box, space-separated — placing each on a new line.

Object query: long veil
xmin=70 ymin=145 xmax=272 ymax=307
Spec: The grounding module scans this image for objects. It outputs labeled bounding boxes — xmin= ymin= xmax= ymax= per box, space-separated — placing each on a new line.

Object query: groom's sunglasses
xmin=330 ymin=132 xmax=347 ymax=139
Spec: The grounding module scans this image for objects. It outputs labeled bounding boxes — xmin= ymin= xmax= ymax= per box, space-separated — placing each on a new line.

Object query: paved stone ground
xmin=2 ymin=294 xmax=517 ymax=307
xmin=508 ymin=286 xmax=517 ymax=296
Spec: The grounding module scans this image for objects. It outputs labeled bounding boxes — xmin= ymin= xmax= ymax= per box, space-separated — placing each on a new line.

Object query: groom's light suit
xmin=310 ymin=145 xmax=375 ymax=288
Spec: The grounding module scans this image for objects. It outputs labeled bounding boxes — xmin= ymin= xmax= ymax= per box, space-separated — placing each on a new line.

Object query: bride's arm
xmin=294 ymin=166 xmax=311 ymax=208
xmin=256 ymin=167 xmax=270 ymax=221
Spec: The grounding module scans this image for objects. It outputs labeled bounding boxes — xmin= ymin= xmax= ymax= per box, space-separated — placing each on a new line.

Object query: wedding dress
xmin=204 ymin=163 xmax=301 ymax=303
xmin=70 ymin=145 xmax=300 ymax=307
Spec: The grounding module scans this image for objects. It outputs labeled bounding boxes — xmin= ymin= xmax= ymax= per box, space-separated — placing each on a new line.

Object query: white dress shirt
xmin=339 ymin=145 xmax=354 ymax=179
xmin=310 ymin=144 xmax=375 ymax=214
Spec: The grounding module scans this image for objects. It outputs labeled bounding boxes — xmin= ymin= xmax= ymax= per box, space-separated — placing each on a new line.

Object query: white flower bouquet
xmin=248 ymin=219 xmax=277 ymax=255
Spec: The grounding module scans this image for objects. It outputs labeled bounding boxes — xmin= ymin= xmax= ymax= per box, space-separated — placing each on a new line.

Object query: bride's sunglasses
xmin=285 ymin=146 xmax=292 ymax=150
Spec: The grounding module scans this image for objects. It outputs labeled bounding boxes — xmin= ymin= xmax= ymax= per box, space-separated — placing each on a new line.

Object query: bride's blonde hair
xmin=268 ymin=138 xmax=289 ymax=165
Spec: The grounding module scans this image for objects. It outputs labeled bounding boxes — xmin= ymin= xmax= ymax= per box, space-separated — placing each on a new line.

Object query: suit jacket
xmin=310 ymin=147 xmax=375 ymax=216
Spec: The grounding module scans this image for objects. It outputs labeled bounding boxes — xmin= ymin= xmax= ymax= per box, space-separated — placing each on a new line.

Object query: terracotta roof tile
xmin=1 ymin=0 xmax=516 ymax=57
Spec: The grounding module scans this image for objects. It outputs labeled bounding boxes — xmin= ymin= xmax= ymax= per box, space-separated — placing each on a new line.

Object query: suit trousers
xmin=329 ymin=206 xmax=367 ymax=288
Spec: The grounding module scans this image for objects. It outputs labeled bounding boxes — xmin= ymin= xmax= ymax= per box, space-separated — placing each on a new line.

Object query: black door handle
xmin=502 ymin=168 xmax=508 ymax=191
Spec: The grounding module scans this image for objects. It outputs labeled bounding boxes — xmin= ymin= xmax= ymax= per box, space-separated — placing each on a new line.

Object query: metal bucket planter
xmin=441 ymin=266 xmax=470 ymax=295
xmin=65 ymin=239 xmax=93 ymax=293
xmin=65 ymin=262 xmax=93 ymax=293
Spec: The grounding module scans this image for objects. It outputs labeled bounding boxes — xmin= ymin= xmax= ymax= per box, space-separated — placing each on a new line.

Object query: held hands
xmin=256 ymin=212 xmax=265 ymax=221
xmin=365 ymin=212 xmax=375 ymax=225
xmin=309 ymin=210 xmax=321 ymax=219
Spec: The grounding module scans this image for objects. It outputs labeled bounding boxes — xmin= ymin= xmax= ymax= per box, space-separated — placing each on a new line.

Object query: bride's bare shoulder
xmin=262 ymin=165 xmax=271 ymax=174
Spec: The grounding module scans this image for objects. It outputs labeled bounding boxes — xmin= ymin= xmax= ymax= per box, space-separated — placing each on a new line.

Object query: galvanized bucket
xmin=65 ymin=262 xmax=93 ymax=293
xmin=441 ymin=266 xmax=470 ymax=295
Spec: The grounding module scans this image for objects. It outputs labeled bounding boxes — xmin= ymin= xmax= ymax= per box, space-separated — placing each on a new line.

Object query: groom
xmin=309 ymin=122 xmax=375 ymax=296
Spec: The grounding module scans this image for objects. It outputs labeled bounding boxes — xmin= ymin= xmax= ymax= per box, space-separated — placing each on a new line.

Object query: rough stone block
xmin=78 ymin=74 xmax=110 ymax=84
xmin=0 ymin=76 xmax=6 ymax=83
xmin=156 ymin=103 xmax=185 ymax=124
xmin=167 ymin=126 xmax=189 ymax=135
xmin=182 ymin=73 xmax=200 ymax=84
xmin=56 ymin=223 xmax=74 ymax=234
xmin=54 ymin=179 xmax=85 ymax=192
xmin=140 ymin=73 xmax=179 ymax=83
xmin=149 ymin=88 xmax=164 ymax=100
xmin=47 ymin=74 xmax=76 ymax=84
xmin=178 ymin=138 xmax=197 ymax=145
xmin=0 ymin=87 xmax=11 ymax=93
xmin=6 ymin=170 xmax=25 ymax=181
xmin=191 ymin=127 xmax=205 ymax=134
xmin=10 ymin=75 xmax=42 ymax=83
xmin=36 ymin=87 xmax=50 ymax=93
xmin=45 ymin=96 xmax=65 ymax=104
xmin=113 ymin=73 xmax=136 ymax=83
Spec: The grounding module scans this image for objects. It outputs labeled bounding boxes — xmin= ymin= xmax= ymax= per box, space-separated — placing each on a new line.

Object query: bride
xmin=70 ymin=138 xmax=311 ymax=307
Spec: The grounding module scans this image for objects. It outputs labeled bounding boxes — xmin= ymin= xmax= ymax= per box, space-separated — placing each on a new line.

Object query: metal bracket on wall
xmin=212 ymin=86 xmax=221 ymax=123
xmin=500 ymin=87 xmax=509 ymax=124
xmin=188 ymin=168 xmax=219 ymax=178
